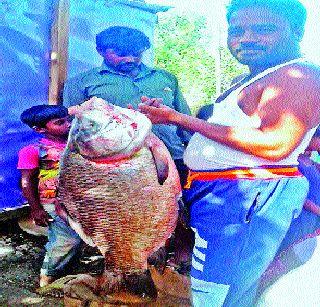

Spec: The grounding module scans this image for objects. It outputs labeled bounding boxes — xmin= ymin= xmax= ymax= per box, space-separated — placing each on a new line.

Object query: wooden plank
xmin=48 ymin=0 xmax=70 ymax=105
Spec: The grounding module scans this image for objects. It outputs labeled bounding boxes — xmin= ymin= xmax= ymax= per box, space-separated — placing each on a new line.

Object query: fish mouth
xmin=75 ymin=137 xmax=141 ymax=161
xmin=87 ymin=149 xmax=141 ymax=163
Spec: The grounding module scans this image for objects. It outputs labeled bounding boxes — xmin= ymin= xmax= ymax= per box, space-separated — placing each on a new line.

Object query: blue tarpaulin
xmin=1 ymin=0 xmax=169 ymax=216
xmin=0 ymin=0 xmax=56 ymax=213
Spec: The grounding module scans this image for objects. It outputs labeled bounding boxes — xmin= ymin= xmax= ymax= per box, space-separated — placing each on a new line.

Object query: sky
xmin=146 ymin=0 xmax=320 ymax=63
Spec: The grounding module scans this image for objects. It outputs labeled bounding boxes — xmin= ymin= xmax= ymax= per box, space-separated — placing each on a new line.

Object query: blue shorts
xmin=183 ymin=176 xmax=309 ymax=307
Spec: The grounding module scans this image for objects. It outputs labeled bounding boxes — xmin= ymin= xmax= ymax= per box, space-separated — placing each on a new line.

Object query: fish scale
xmin=57 ymin=98 xmax=181 ymax=298
xmin=58 ymin=145 xmax=180 ymax=274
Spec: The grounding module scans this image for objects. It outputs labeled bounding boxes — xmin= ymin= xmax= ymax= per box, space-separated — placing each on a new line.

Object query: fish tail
xmin=123 ymin=270 xmax=157 ymax=299
xmin=100 ymin=270 xmax=125 ymax=294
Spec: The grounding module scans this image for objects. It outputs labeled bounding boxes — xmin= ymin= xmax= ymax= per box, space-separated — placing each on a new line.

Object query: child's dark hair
xmin=20 ymin=104 xmax=68 ymax=128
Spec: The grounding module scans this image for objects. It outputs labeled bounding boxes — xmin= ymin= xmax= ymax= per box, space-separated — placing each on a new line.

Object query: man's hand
xmin=31 ymin=207 xmax=51 ymax=227
xmin=138 ymin=103 xmax=177 ymax=124
xmin=140 ymin=96 xmax=163 ymax=107
xmin=139 ymin=96 xmax=177 ymax=124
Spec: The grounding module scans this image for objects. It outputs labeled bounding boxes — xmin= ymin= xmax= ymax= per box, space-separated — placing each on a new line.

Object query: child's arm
xmin=20 ymin=168 xmax=51 ymax=227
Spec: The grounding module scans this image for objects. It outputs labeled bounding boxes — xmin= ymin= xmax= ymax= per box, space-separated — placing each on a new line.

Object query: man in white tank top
xmin=139 ymin=0 xmax=320 ymax=306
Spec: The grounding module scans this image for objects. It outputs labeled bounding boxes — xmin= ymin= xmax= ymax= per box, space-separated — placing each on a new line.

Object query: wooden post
xmin=48 ymin=0 xmax=70 ymax=105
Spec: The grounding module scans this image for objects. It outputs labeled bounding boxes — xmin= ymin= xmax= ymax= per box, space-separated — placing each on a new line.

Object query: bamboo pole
xmin=48 ymin=0 xmax=70 ymax=105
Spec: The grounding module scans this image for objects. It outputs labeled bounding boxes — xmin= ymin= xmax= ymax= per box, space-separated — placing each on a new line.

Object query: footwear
xmin=39 ymin=274 xmax=54 ymax=287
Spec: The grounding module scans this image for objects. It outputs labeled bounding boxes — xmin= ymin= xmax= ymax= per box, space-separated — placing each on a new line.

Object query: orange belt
xmin=184 ymin=166 xmax=302 ymax=189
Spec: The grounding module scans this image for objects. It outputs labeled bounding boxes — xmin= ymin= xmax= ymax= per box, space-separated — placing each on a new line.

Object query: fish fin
xmin=147 ymin=246 xmax=168 ymax=274
xmin=67 ymin=216 xmax=96 ymax=247
xmin=124 ymin=270 xmax=157 ymax=299
xmin=55 ymin=203 xmax=69 ymax=221
xmin=145 ymin=136 xmax=169 ymax=185
xmin=151 ymin=150 xmax=169 ymax=185
xmin=55 ymin=204 xmax=95 ymax=247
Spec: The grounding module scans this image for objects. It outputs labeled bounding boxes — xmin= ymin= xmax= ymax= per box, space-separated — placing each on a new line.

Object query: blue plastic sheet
xmin=1 ymin=0 xmax=167 ymax=215
xmin=0 ymin=0 xmax=55 ymax=213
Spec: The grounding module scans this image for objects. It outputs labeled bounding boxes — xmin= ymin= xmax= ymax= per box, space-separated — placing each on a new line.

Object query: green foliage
xmin=154 ymin=12 xmax=247 ymax=114
xmin=219 ymin=46 xmax=248 ymax=93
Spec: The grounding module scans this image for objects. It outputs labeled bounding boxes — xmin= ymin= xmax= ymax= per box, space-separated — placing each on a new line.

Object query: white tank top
xmin=184 ymin=59 xmax=318 ymax=171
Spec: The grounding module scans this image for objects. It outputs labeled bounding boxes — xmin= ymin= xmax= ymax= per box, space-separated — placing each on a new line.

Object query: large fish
xmin=57 ymin=97 xmax=181 ymax=300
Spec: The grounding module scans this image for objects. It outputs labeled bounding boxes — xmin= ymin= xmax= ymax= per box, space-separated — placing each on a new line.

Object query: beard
xmin=117 ymin=62 xmax=140 ymax=73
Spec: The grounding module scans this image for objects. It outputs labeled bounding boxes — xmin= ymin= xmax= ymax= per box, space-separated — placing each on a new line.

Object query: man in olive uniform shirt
xmin=63 ymin=26 xmax=193 ymax=266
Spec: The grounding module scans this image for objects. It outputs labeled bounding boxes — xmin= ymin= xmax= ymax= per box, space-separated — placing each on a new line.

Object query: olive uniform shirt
xmin=63 ymin=62 xmax=191 ymax=160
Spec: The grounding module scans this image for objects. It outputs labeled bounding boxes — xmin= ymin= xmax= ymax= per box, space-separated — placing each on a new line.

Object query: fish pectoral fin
xmin=55 ymin=203 xmax=69 ymax=222
xmin=150 ymin=148 xmax=169 ymax=185
xmin=144 ymin=133 xmax=173 ymax=185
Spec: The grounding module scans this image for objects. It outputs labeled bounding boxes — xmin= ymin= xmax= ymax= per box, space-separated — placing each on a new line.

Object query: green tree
xmin=154 ymin=12 xmax=247 ymax=114
xmin=219 ymin=46 xmax=248 ymax=93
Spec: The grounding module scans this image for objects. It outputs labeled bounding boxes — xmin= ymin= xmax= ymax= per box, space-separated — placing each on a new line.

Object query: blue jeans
xmin=183 ymin=176 xmax=309 ymax=307
xmin=41 ymin=213 xmax=82 ymax=277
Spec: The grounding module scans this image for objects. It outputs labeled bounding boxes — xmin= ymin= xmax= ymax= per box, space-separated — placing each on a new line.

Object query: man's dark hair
xmin=20 ymin=104 xmax=68 ymax=128
xmin=226 ymin=0 xmax=307 ymax=39
xmin=96 ymin=26 xmax=151 ymax=54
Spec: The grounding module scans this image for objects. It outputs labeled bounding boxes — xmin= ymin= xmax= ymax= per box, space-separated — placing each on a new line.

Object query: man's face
xmin=227 ymin=7 xmax=300 ymax=68
xmin=44 ymin=116 xmax=72 ymax=138
xmin=103 ymin=49 xmax=144 ymax=74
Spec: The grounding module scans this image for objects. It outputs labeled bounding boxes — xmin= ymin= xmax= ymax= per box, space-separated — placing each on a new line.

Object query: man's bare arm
xmin=139 ymin=65 xmax=320 ymax=161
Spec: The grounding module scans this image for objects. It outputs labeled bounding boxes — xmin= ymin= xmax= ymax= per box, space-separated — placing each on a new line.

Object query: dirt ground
xmin=0 ymin=218 xmax=62 ymax=306
xmin=0 ymin=218 xmax=191 ymax=307
xmin=2 ymin=214 xmax=318 ymax=306
xmin=0 ymin=218 xmax=107 ymax=307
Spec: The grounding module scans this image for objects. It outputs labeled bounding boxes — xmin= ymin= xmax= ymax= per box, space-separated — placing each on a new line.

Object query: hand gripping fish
xmin=57 ymin=97 xmax=181 ymax=300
